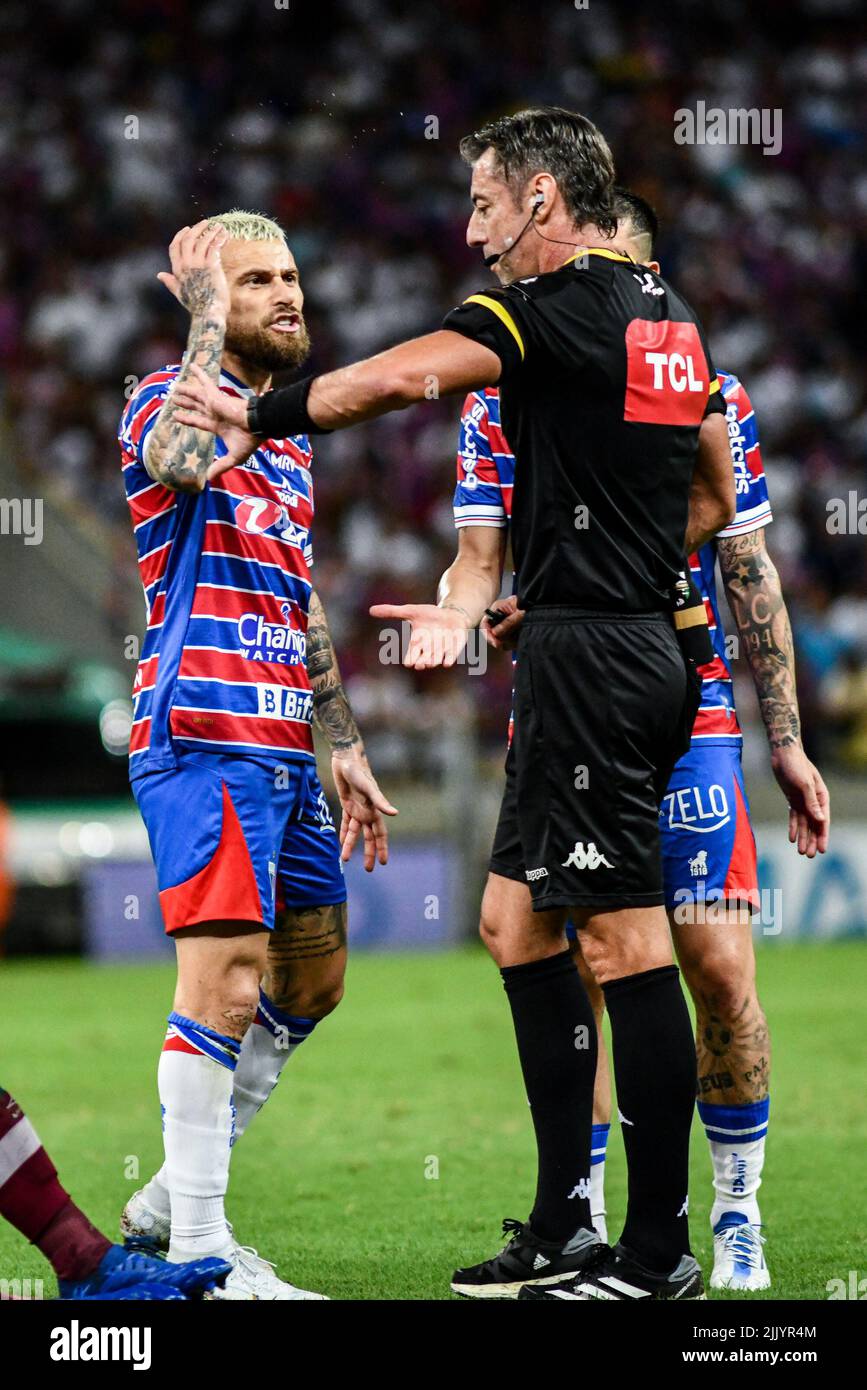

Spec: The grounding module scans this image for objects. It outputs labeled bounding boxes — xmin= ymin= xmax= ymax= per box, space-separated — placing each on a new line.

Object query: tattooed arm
xmin=307 ymin=590 xmax=397 ymax=870
xmin=144 ymin=222 xmax=241 ymax=493
xmin=718 ymin=528 xmax=830 ymax=856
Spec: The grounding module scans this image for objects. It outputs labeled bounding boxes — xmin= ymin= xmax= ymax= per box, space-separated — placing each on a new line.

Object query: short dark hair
xmin=611 ymin=186 xmax=659 ymax=256
xmin=460 ymin=106 xmax=617 ymax=237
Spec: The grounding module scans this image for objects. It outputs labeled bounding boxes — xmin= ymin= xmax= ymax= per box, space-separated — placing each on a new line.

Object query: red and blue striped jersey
xmin=453 ymin=372 xmax=772 ymax=747
xmin=119 ymin=364 xmax=316 ymax=777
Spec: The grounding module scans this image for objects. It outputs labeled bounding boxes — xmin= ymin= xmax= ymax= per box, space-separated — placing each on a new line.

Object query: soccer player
xmin=117 ymin=212 xmax=396 ymax=1299
xmin=169 ymin=107 xmax=740 ymax=1299
xmin=386 ymin=191 xmax=830 ymax=1295
xmin=0 ymin=1087 xmax=229 ymax=1299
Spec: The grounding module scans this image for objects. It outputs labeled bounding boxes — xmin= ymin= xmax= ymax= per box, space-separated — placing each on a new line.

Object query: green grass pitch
xmin=1 ymin=941 xmax=864 ymax=1300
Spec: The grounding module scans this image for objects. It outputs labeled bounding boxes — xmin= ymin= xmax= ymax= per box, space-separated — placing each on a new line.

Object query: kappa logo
xmin=677 ymin=1196 xmax=689 ymax=1218
xmin=567 ymin=1178 xmax=591 ymax=1201
xmin=525 ymin=866 xmax=549 ymax=881
xmin=561 ymin=841 xmax=615 ymax=871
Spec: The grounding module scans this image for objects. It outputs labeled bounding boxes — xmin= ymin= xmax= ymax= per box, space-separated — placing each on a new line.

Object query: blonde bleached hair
xmin=205 ymin=208 xmax=287 ymax=243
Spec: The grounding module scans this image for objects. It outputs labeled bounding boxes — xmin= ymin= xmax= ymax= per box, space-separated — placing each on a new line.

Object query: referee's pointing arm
xmin=171 ymin=328 xmax=503 ymax=451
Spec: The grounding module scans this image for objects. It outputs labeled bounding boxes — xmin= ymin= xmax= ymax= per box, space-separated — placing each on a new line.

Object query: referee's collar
xmin=561 ymin=248 xmax=635 ymax=268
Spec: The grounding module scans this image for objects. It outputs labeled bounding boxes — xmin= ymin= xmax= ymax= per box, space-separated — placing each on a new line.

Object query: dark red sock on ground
xmin=0 ymin=1089 xmax=111 ymax=1281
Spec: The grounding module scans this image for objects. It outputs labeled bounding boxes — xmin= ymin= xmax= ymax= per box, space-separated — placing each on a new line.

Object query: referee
xmin=172 ymin=107 xmax=736 ymax=1301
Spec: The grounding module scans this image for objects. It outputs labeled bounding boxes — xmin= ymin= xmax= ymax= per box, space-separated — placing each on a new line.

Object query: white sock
xmin=143 ymin=993 xmax=318 ymax=1214
xmin=697 ymin=1097 xmax=769 ymax=1229
xmin=159 ymin=1013 xmax=240 ymax=1262
xmin=590 ymin=1122 xmax=610 ymax=1242
xmin=233 ymin=991 xmax=317 ymax=1139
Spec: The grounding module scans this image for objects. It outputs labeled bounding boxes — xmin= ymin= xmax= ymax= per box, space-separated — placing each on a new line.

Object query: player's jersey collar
xmin=219 ymin=365 xmax=259 ymax=398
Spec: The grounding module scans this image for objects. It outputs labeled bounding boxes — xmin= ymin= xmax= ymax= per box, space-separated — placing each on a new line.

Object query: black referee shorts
xmin=490 ymin=608 xmax=701 ymax=912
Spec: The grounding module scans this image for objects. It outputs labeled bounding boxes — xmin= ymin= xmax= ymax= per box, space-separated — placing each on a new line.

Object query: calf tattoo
xmin=695 ymin=989 xmax=770 ymax=1105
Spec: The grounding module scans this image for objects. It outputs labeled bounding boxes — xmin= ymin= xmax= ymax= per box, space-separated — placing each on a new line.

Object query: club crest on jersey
xmin=238 ymin=602 xmax=306 ymax=665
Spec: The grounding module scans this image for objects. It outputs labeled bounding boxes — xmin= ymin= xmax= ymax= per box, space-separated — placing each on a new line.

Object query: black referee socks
xmin=501 ymin=950 xmax=598 ymax=1242
xmin=603 ymin=964 xmax=697 ymax=1271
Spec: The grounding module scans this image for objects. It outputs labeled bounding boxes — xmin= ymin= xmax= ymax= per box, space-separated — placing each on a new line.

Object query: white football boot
xmin=121 ymin=1189 xmax=327 ymax=1299
xmin=206 ymin=1241 xmax=329 ymax=1300
xmin=710 ymin=1212 xmax=771 ymax=1291
xmin=120 ymin=1189 xmax=170 ymax=1252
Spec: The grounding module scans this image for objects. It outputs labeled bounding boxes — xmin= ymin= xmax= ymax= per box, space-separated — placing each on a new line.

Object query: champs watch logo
xmin=238 ymin=602 xmax=307 ymax=665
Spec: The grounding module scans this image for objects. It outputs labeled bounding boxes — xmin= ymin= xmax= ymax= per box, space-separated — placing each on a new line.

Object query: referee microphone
xmin=482 ymin=193 xmax=545 ymax=267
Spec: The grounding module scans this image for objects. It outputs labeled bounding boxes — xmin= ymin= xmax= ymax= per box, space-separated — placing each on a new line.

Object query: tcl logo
xmin=624 ymin=319 xmax=711 ymax=425
xmin=645 ymin=352 xmax=704 ymax=393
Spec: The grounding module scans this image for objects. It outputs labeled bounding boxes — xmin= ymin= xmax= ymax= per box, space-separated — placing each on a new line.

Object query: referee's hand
xmin=482 ymin=595 xmax=525 ymax=651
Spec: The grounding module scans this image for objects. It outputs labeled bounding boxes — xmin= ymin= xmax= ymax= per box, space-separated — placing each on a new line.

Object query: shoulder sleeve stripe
xmin=708 ymin=378 xmax=721 ymax=395
xmin=463 ymin=295 xmax=525 ymax=360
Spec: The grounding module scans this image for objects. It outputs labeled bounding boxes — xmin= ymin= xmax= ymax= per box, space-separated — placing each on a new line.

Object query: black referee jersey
xmin=443 ymin=248 xmax=725 ymax=614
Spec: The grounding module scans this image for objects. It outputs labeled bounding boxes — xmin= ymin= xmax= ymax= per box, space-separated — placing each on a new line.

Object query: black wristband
xmin=247 ymin=375 xmax=332 ymax=439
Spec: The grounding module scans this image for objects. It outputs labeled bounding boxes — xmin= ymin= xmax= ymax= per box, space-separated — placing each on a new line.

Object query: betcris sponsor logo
xmin=238 ymin=602 xmax=307 ymax=665
xmin=726 ymin=399 xmax=750 ymax=495
xmin=257 ymin=685 xmax=314 ymax=721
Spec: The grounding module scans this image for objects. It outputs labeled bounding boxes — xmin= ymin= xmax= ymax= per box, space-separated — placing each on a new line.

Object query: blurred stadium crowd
xmin=3 ymin=0 xmax=866 ymax=777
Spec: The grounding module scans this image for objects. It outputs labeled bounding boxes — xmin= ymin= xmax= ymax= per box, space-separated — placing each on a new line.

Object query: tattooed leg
xmin=262 ymin=902 xmax=348 ymax=1018
xmin=224 ymin=904 xmax=348 ymax=1145
xmin=671 ymin=908 xmax=770 ymax=1105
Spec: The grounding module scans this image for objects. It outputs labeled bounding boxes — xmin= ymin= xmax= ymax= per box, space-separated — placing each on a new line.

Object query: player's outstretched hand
xmin=369 ymin=603 xmax=471 ymax=670
xmin=482 ymin=594 xmax=525 ymax=650
xmin=157 ymin=220 xmax=231 ymax=320
xmin=172 ymin=361 xmax=248 ymax=439
xmin=771 ymin=745 xmax=830 ymax=857
xmin=331 ymin=750 xmax=398 ymax=872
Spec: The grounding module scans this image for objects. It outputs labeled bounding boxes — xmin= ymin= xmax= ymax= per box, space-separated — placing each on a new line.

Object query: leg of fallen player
xmin=0 ymin=1087 xmax=229 ymax=1299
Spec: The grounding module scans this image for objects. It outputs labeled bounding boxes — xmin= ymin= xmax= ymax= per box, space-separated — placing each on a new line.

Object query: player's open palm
xmin=369 ymin=603 xmax=470 ymax=670
xmin=157 ymin=220 xmax=232 ymax=320
xmin=331 ymin=751 xmax=398 ymax=872
xmin=771 ymin=745 xmax=830 ymax=857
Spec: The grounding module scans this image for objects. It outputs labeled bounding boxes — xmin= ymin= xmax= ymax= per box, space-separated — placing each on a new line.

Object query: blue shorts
xmin=658 ymin=741 xmax=758 ymax=913
xmin=132 ymin=749 xmax=346 ymax=934
xmin=566 ymin=741 xmax=758 ymax=938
